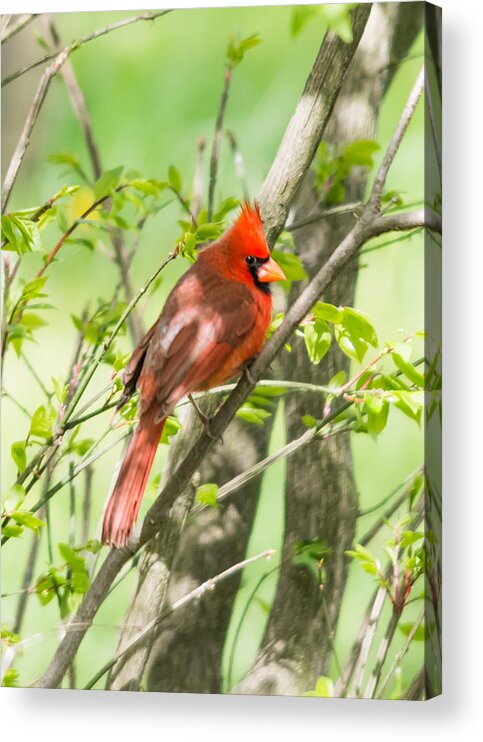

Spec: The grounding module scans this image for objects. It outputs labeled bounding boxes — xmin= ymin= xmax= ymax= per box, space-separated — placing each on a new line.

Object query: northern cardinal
xmin=102 ymin=202 xmax=285 ymax=547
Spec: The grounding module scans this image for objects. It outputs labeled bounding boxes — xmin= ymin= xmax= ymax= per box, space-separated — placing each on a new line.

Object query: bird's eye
xmin=246 ymin=256 xmax=256 ymax=266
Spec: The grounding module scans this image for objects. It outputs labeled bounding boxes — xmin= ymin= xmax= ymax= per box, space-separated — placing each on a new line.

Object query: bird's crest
xmin=229 ymin=201 xmax=269 ymax=259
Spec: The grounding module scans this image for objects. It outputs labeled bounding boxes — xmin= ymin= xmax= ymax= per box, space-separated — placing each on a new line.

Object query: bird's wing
xmin=138 ymin=275 xmax=259 ymax=414
xmin=117 ymin=318 xmax=159 ymax=407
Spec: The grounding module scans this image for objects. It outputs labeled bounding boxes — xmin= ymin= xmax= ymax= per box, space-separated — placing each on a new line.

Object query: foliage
xmin=1 ymin=8 xmax=436 ymax=698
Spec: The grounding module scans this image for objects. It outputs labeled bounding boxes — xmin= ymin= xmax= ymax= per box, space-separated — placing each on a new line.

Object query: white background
xmin=1 ymin=0 xmax=482 ymax=739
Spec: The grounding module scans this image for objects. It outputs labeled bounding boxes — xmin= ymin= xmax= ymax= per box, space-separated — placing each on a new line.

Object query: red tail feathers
xmin=102 ymin=408 xmax=165 ymax=548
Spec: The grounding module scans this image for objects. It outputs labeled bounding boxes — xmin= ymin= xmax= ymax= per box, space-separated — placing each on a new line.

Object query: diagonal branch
xmin=83 ymin=549 xmax=275 ymax=689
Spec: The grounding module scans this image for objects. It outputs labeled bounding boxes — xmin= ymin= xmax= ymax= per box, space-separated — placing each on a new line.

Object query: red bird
xmin=102 ymin=202 xmax=285 ymax=547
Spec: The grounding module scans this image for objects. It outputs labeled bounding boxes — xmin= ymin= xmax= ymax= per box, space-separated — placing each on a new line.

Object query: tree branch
xmin=2 ymin=47 xmax=71 ymax=211
xmin=2 ymin=10 xmax=173 ymax=87
xmin=208 ymin=66 xmax=232 ymax=220
xmin=83 ymin=549 xmax=274 ymax=690
xmin=1 ymin=13 xmax=38 ymax=43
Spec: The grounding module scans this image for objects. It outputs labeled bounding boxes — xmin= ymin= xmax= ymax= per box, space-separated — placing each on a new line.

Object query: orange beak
xmin=257 ymin=256 xmax=286 ymax=283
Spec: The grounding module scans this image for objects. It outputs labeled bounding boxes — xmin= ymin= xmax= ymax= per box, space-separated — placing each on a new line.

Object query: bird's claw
xmin=243 ymin=363 xmax=256 ymax=385
xmin=201 ymin=416 xmax=224 ymax=445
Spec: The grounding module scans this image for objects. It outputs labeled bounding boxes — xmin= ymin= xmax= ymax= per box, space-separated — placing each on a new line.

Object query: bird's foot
xmin=188 ymin=394 xmax=223 ymax=444
xmin=242 ymin=362 xmax=257 ymax=385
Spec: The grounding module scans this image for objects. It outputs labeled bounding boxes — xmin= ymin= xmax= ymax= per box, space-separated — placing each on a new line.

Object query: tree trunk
xmin=234 ymin=2 xmax=424 ymax=696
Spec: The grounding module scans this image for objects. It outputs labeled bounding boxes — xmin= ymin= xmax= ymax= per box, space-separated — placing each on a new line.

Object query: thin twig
xmin=348 ymin=585 xmax=387 ymax=698
xmin=358 ymin=465 xmax=423 ymax=517
xmin=2 ymin=11 xmax=173 ymax=87
xmin=226 ymin=563 xmax=281 ymax=690
xmin=370 ymin=66 xmax=424 ymax=205
xmin=376 ymin=608 xmax=424 ymax=699
xmin=287 ymin=202 xmax=362 ymax=232
xmin=191 ymin=137 xmax=206 ymax=217
xmin=2 ymin=47 xmax=72 ymax=211
xmin=1 ymin=13 xmax=38 ymax=43
xmin=83 ymin=549 xmax=275 ymax=690
xmin=363 ymin=607 xmax=402 ymax=698
xmin=82 ymin=467 xmax=93 ymax=545
xmin=208 ymin=65 xmax=232 ymax=220
xmin=37 ymin=185 xmax=128 ymax=277
xmin=46 ymin=18 xmax=102 ymax=180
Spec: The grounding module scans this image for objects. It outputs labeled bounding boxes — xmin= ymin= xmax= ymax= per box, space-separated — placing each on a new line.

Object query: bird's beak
xmin=257 ymin=256 xmax=286 ymax=283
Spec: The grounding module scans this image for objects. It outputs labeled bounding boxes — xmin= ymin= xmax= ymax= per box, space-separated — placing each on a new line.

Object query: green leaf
xmin=20 ymin=313 xmax=47 ymax=331
xmin=2 ymin=668 xmax=19 ymax=687
xmin=48 ymin=151 xmax=87 ymax=181
xmin=290 ymin=5 xmax=319 ymax=37
xmin=34 ymin=572 xmax=57 ymax=605
xmin=321 ymin=3 xmax=357 ymax=43
xmin=29 ymin=404 xmax=56 ymax=439
xmin=195 ymin=483 xmax=219 ymax=508
xmin=343 ymin=139 xmax=381 ymax=168
xmin=168 ymin=164 xmax=182 ymax=193
xmin=2 ymin=524 xmax=23 ymax=538
xmin=293 ymin=538 xmax=329 ymax=582
xmin=1 ymin=625 xmax=20 ymax=645
xmin=304 ymin=675 xmax=335 ymax=698
xmin=226 ymin=33 xmax=262 ymax=66
xmin=2 ymin=215 xmax=43 ymax=255
xmin=11 ymin=511 xmax=46 ymax=535
xmin=301 ymin=415 xmax=318 ymax=428
xmin=58 ymin=543 xmax=85 ymax=571
xmin=2 ymin=484 xmax=26 ymax=514
xmin=312 ymin=301 xmax=343 ymax=324
xmin=335 ymin=326 xmax=368 ymax=363
xmin=130 ymin=178 xmax=166 ymax=196
xmin=20 ymin=276 xmax=47 ymax=301
xmin=304 ymin=319 xmax=331 ymax=364
xmin=160 ymin=416 xmax=182 ymax=444
xmin=365 ymin=395 xmax=390 ymax=437
xmin=236 ymin=405 xmax=271 ymax=426
xmin=11 ymin=441 xmax=27 ymax=473
xmin=399 ymin=531 xmax=424 ymax=549
xmin=94 ymin=166 xmax=124 ymax=200
xmin=212 ymin=197 xmax=239 ymax=221
xmin=271 ymin=247 xmax=307 ymax=292
xmin=195 ymin=223 xmax=223 ymax=241
xmin=342 ymin=307 xmax=378 ymax=347
xmin=328 ymin=370 xmax=347 ymax=390
xmin=392 ymin=352 xmax=425 ymax=388
xmin=399 ymin=621 xmax=425 ymax=642
xmin=71 ymin=570 xmax=89 ymax=594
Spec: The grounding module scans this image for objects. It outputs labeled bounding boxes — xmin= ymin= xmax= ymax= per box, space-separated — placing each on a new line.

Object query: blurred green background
xmin=2 ymin=6 xmax=424 ymax=693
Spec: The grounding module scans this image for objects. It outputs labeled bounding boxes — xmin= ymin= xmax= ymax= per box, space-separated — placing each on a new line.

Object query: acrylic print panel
xmin=1 ymin=2 xmax=441 ymax=698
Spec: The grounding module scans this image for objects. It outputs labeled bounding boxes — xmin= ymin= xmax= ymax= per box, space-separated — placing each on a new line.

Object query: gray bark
xmin=234 ymin=2 xmax=424 ymax=696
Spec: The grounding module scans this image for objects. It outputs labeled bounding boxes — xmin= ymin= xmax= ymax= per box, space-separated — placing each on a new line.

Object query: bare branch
xmin=376 ymin=608 xmax=424 ymax=698
xmin=1 ymin=13 xmax=38 ymax=43
xmin=83 ymin=549 xmax=275 ymax=689
xmin=208 ymin=66 xmax=233 ymax=219
xmin=2 ymin=48 xmax=71 ymax=211
xmin=2 ymin=10 xmax=173 ymax=87
xmin=370 ymin=66 xmax=424 ymax=205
